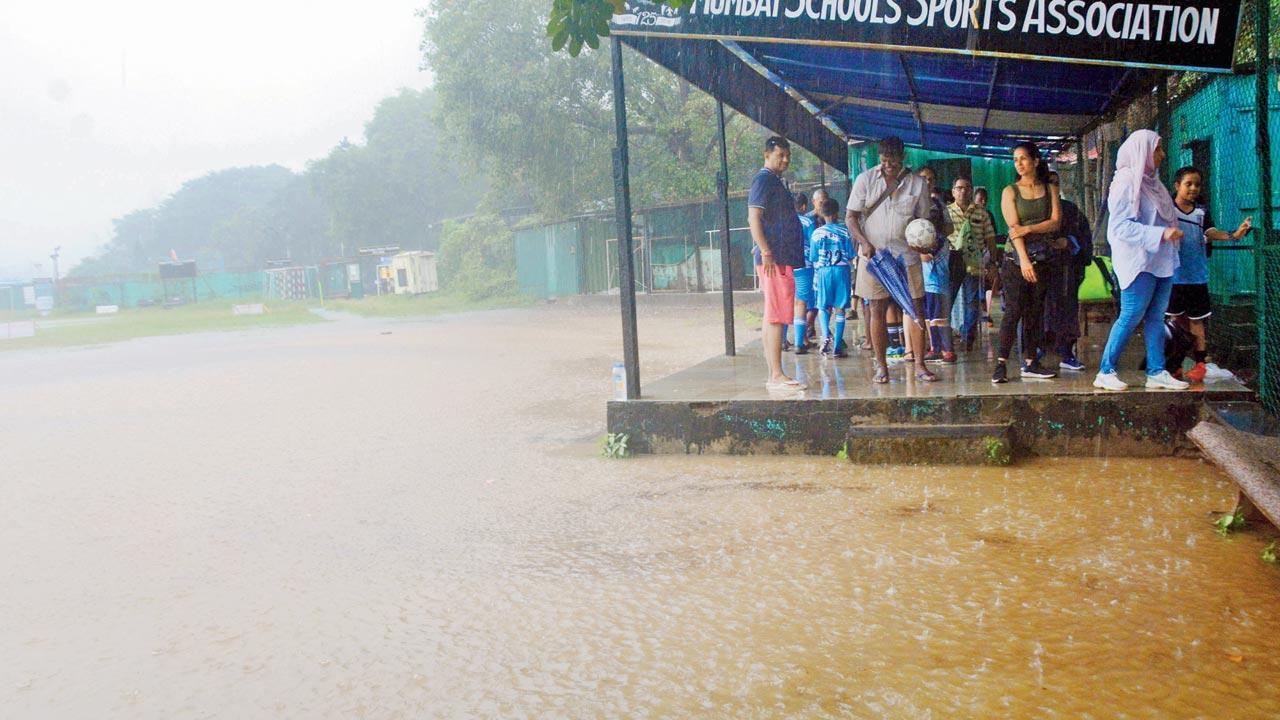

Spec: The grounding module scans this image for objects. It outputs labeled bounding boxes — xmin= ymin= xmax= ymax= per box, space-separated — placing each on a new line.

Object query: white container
xmin=612 ymin=362 xmax=627 ymax=400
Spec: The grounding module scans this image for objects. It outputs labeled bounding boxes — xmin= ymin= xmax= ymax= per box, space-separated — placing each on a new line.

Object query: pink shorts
xmin=759 ymin=264 xmax=795 ymax=324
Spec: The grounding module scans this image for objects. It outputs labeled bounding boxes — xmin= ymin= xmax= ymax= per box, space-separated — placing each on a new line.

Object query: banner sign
xmin=611 ymin=0 xmax=1242 ymax=72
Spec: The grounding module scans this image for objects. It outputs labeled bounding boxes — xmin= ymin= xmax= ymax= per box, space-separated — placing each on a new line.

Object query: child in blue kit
xmin=792 ymin=194 xmax=820 ymax=354
xmin=1168 ymin=166 xmax=1251 ymax=382
xmin=921 ymin=229 xmax=957 ymax=363
xmin=809 ymin=198 xmax=853 ymax=358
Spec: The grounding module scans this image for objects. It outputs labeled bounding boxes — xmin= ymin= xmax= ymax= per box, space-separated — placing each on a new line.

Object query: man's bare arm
xmin=747 ymin=206 xmax=776 ymax=276
xmin=846 ymin=208 xmax=874 ymax=257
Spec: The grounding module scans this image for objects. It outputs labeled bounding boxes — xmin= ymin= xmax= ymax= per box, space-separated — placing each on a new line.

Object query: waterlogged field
xmin=1 ymin=304 xmax=1277 ymax=718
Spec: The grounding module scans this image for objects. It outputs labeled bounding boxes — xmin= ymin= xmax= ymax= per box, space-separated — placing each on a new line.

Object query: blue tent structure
xmin=603 ymin=0 xmax=1259 ymax=399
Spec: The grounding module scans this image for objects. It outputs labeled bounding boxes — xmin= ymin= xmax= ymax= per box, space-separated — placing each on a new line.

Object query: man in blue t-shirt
xmin=748 ymin=136 xmax=806 ymax=389
xmin=1168 ymin=166 xmax=1252 ymax=382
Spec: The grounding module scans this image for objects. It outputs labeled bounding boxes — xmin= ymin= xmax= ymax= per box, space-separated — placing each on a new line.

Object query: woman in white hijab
xmin=1092 ymin=129 xmax=1187 ymax=391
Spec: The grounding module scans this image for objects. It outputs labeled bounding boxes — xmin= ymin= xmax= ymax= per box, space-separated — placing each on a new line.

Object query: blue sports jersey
xmin=809 ymin=223 xmax=852 ymax=268
xmin=747 ymin=168 xmax=805 ymax=268
xmin=798 ymin=214 xmax=816 ymax=269
xmin=923 ymin=242 xmax=951 ymax=294
xmin=1173 ymin=203 xmax=1212 ymax=285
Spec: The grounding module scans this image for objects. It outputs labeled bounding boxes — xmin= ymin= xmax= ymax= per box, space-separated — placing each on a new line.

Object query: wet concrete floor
xmin=1 ymin=304 xmax=1278 ymax=718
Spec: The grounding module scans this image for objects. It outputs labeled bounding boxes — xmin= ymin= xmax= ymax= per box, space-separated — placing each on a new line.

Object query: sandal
xmin=873 ymin=367 xmax=890 ymax=384
xmin=915 ymin=369 xmax=938 ymax=383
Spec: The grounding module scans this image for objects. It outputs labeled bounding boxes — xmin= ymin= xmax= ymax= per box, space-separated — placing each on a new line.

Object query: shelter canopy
xmin=613 ymin=0 xmax=1240 ymax=160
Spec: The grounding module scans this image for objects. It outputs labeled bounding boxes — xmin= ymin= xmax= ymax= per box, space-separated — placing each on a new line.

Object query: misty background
xmin=1 ymin=0 xmax=825 ymax=284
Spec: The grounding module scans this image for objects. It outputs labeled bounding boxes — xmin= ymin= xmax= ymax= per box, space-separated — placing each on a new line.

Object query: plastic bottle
xmin=612 ymin=362 xmax=627 ymax=400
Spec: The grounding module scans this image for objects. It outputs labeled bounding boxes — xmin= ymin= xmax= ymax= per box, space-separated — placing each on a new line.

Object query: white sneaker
xmin=1203 ymin=363 xmax=1235 ymax=382
xmin=1093 ymin=372 xmax=1128 ymax=391
xmin=1145 ymin=370 xmax=1190 ymax=390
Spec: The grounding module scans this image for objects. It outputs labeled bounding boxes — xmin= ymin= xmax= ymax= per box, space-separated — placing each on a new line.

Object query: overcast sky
xmin=0 ymin=1 xmax=430 ymax=279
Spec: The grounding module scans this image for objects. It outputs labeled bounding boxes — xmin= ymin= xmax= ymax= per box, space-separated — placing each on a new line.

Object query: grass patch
xmin=0 ymin=300 xmax=322 ymax=352
xmin=322 ymin=290 xmax=531 ymax=318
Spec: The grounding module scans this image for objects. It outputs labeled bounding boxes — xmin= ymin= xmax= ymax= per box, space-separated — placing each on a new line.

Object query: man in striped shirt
xmin=945 ymin=176 xmax=996 ymax=351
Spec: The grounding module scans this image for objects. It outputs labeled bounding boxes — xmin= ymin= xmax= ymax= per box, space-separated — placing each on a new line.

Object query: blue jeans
xmin=1099 ymin=272 xmax=1173 ymax=375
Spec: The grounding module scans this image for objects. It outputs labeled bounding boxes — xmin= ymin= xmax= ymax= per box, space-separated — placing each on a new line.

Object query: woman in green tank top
xmin=993 ymin=141 xmax=1061 ymax=384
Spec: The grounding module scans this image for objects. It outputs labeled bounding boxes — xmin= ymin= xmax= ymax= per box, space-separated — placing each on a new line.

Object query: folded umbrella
xmin=865 ymin=249 xmax=919 ymax=320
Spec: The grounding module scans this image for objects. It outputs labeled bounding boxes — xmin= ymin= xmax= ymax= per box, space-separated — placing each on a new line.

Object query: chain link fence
xmin=1059 ymin=0 xmax=1279 ymax=412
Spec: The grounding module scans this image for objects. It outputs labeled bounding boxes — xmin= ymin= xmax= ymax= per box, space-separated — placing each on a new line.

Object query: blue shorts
xmin=815 ymin=265 xmax=851 ymax=310
xmin=925 ymin=291 xmax=950 ymax=322
xmin=792 ymin=267 xmax=815 ymax=309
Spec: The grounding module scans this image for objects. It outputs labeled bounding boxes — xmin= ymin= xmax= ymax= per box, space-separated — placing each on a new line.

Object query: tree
xmin=308 ymin=87 xmax=483 ymax=252
xmin=421 ymin=0 xmax=786 ymax=219
xmin=546 ymin=0 xmax=690 ymax=57
xmin=71 ymin=166 xmax=298 ymax=275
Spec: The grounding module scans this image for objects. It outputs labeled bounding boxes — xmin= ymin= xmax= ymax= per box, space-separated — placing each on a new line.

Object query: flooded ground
xmin=2 ymin=302 xmax=1277 ymax=718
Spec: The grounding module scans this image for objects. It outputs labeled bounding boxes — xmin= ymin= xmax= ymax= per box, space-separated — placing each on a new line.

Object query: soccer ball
xmin=905 ymin=218 xmax=936 ymax=252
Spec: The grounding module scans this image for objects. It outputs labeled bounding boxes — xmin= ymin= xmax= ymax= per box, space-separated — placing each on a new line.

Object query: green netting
xmin=518 ymin=194 xmax=760 ymax=297
xmin=58 ymin=271 xmax=266 ymax=310
xmin=1165 ymin=11 xmax=1277 ymax=410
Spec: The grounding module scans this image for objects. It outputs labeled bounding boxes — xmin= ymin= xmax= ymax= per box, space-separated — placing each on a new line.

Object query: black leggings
xmin=999 ymin=255 xmax=1049 ymax=361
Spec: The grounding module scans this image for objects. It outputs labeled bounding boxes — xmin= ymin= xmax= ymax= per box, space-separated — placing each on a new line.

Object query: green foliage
xmin=436 ymin=214 xmax=517 ymax=301
xmin=1263 ymin=540 xmax=1277 ymax=564
xmin=1214 ymin=508 xmax=1248 ymax=536
xmin=71 ymin=166 xmax=301 ymax=275
xmin=308 ymin=88 xmax=483 ymax=253
xmin=601 ymin=432 xmax=631 ymax=458
xmin=71 ymin=87 xmax=481 ymax=278
xmin=546 ymin=0 xmax=693 ymax=56
xmin=982 ymin=436 xmax=1012 ymax=466
xmin=422 ymin=0 xmax=773 ymax=219
xmin=835 ymin=441 xmax=849 ymax=460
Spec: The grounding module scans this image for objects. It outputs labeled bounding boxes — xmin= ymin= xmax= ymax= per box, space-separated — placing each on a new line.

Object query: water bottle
xmin=612 ymin=362 xmax=627 ymax=400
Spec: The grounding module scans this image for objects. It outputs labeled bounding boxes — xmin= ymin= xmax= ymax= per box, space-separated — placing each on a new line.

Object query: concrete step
xmin=843 ymin=423 xmax=1014 ymax=466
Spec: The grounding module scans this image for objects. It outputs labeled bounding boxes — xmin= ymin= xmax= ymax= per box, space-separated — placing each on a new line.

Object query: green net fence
xmin=1163 ymin=0 xmax=1278 ymax=412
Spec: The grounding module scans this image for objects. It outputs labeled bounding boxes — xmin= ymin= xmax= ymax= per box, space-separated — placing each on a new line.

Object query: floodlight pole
xmin=611 ymin=37 xmax=641 ymax=400
xmin=1255 ymin=0 xmax=1273 ymax=410
xmin=716 ymin=99 xmax=736 ymax=356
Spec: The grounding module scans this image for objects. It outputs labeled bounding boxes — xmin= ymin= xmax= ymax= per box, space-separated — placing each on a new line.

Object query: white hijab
xmin=1112 ymin=129 xmax=1177 ymax=228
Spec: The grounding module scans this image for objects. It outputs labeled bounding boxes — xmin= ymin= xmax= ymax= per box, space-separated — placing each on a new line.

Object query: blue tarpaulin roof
xmin=622 ymin=35 xmax=1164 ymax=165
xmin=737 ymin=42 xmax=1163 ymax=156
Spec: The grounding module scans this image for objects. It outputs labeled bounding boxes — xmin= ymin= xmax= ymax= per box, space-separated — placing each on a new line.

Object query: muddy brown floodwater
xmin=2 ymin=302 xmax=1278 ymax=718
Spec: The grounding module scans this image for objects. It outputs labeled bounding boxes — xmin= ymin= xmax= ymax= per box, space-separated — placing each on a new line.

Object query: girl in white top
xmin=1093 ymin=129 xmax=1188 ymax=391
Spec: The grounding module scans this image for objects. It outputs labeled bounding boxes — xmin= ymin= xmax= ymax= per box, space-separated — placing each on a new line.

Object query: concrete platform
xmin=607 ymin=330 xmax=1255 ymax=457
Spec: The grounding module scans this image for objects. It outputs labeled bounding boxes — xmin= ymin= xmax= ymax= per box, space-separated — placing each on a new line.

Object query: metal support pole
xmin=716 ymin=99 xmax=736 ymax=356
xmin=1075 ymin=137 xmax=1086 ymax=215
xmin=611 ymin=38 xmax=641 ymax=399
xmin=1255 ymin=0 xmax=1273 ymax=409
xmin=1155 ymin=78 xmax=1171 ymax=187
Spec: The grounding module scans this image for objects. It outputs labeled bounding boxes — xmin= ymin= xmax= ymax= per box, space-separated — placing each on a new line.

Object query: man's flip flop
xmin=915 ymin=370 xmax=938 ymax=382
xmin=872 ymin=367 xmax=890 ymax=384
xmin=765 ymin=379 xmax=805 ymax=390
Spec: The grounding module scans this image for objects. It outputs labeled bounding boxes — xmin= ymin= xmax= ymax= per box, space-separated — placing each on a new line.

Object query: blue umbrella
xmin=865 ymin=249 xmax=919 ymax=320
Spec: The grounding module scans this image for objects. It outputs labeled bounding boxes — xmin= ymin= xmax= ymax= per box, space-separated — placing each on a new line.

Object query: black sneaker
xmin=834 ymin=345 xmax=848 ymax=359
xmin=992 ymin=362 xmax=1008 ymax=384
xmin=795 ymin=343 xmax=809 ymax=355
xmin=1021 ymin=359 xmax=1057 ymax=379
xmin=783 ymin=339 xmax=794 ymax=352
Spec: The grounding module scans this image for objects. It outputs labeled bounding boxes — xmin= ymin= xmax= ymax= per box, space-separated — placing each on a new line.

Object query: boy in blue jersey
xmin=809 ymin=198 xmax=853 ymax=358
xmin=793 ymin=194 xmax=819 ymax=354
xmin=921 ymin=226 xmax=957 ymax=363
xmin=1168 ymin=166 xmax=1252 ymax=382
